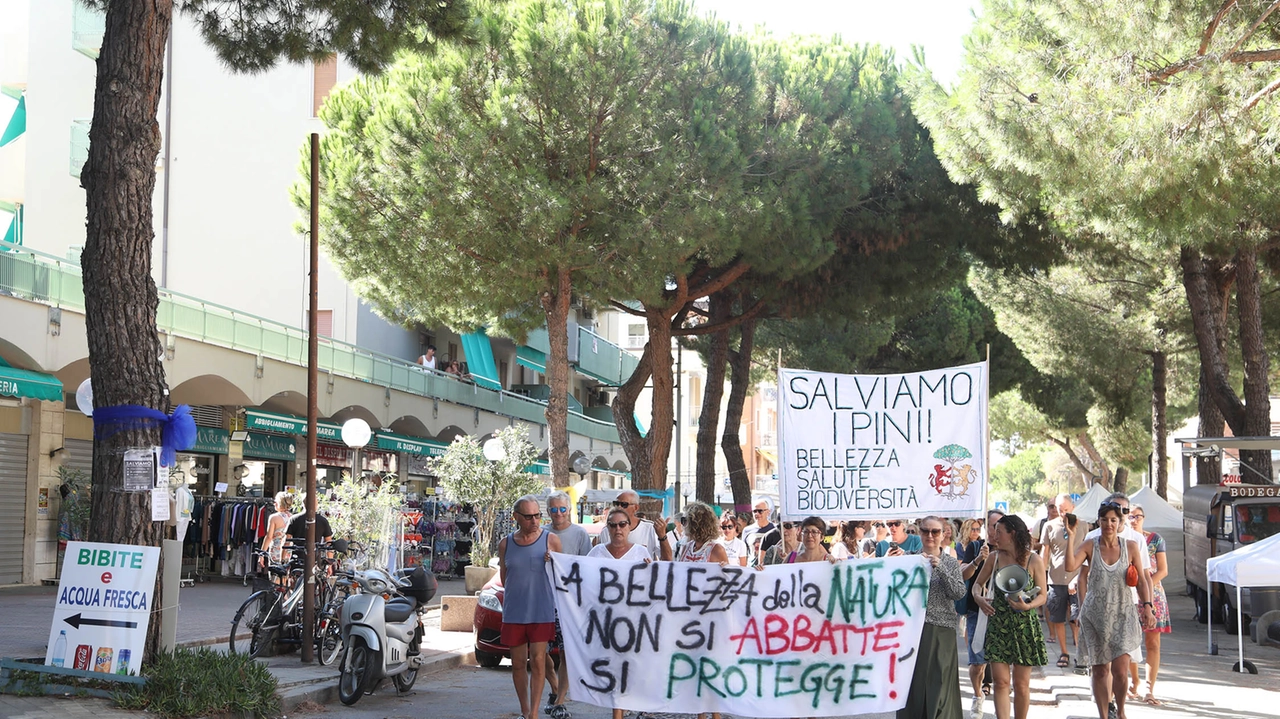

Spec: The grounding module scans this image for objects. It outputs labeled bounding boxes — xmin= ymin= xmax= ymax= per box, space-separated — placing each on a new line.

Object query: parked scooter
xmin=338 ymin=564 xmax=438 ymax=705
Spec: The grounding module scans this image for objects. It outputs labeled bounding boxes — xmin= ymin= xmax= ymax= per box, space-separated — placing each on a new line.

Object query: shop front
xmin=177 ymin=427 xmax=229 ymax=495
xmin=239 ymin=431 xmax=295 ymax=497
xmin=376 ymin=432 xmax=448 ymax=496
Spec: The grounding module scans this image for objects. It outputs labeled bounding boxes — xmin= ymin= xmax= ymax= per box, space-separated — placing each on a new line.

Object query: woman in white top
xmin=718 ymin=515 xmax=748 ymax=566
xmin=261 ymin=491 xmax=293 ymax=566
xmin=829 ymin=520 xmax=873 ymax=561
xmin=676 ymin=502 xmax=727 ymax=719
xmin=587 ymin=508 xmax=653 ymax=563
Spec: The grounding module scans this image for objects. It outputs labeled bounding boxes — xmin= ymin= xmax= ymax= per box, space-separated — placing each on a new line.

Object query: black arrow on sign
xmin=63 ymin=613 xmax=137 ymax=630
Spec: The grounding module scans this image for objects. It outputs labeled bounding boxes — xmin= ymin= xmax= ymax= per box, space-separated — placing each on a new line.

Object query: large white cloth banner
xmin=778 ymin=362 xmax=988 ymax=520
xmin=549 ymin=553 xmax=930 ymax=717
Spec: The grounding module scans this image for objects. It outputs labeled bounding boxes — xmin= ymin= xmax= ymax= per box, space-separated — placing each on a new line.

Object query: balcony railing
xmin=0 ymin=239 xmax=621 ymax=443
xmin=71 ymin=1 xmax=105 ymax=59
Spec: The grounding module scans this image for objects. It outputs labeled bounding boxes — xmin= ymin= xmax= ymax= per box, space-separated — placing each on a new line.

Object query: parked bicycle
xmin=229 ymin=539 xmax=355 ymax=660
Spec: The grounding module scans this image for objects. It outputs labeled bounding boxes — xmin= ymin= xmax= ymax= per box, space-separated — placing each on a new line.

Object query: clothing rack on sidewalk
xmin=187 ymin=496 xmax=273 ymax=583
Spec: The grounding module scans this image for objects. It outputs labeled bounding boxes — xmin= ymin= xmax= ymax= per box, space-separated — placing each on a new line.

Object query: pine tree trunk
xmin=1150 ymin=350 xmax=1169 ymax=499
xmin=721 ymin=318 xmax=756 ymax=515
xmin=1179 ymin=247 xmax=1247 ymax=430
xmin=1196 ymin=365 xmax=1225 ymax=485
xmin=1234 ymin=247 xmax=1272 ymax=483
xmin=81 ymin=0 xmax=173 ymax=664
xmin=612 ymin=343 xmax=653 ymax=490
xmin=1113 ymin=466 xmax=1129 ymax=495
xmin=636 ymin=311 xmax=675 ymax=516
xmin=695 ymin=295 xmax=730 ymax=504
xmin=541 ymin=270 xmax=573 ymax=487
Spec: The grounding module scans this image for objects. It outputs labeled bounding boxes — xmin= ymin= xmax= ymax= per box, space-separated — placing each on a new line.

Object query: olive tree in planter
xmin=431 ymin=427 xmax=542 ymax=589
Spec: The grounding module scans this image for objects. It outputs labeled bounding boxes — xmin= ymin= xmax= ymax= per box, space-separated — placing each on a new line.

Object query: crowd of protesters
xmin=494 ymin=489 xmax=1171 ymax=719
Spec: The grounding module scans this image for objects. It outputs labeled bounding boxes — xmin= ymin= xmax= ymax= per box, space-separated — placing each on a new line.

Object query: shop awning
xmin=242 ymin=432 xmax=296 ymax=461
xmin=243 ymin=409 xmax=344 ymax=443
xmin=0 ymin=95 xmax=25 ymax=147
xmin=0 ymin=363 xmax=63 ymax=402
xmin=516 ymin=346 xmax=547 ymax=374
xmin=459 ymin=329 xmax=501 ymax=391
xmin=525 ymin=460 xmax=551 ymax=475
xmin=189 ymin=427 xmax=230 ymax=455
xmin=756 ymin=447 xmax=777 ymax=467
xmin=375 ymin=432 xmax=449 ymax=457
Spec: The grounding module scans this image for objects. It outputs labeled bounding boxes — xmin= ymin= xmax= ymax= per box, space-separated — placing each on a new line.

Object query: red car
xmin=473 ymin=525 xmax=604 ymax=667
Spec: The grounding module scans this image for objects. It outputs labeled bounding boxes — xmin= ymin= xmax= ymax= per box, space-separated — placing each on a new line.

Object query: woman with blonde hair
xmin=677 ymin=502 xmax=728 ymax=719
xmin=900 ymin=515 xmax=967 ymax=719
xmin=261 ymin=491 xmax=294 ymax=566
xmin=718 ymin=514 xmax=748 ymax=566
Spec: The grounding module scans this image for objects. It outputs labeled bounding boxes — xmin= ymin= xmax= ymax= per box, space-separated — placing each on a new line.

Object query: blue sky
xmin=691 ymin=0 xmax=981 ymax=87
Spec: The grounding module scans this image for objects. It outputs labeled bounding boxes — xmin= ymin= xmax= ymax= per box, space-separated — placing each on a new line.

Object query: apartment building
xmin=0 ymin=0 xmax=637 ymax=584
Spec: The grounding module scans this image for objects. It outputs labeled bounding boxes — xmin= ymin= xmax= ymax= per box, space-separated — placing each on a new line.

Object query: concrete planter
xmin=464 ymin=565 xmax=497 ymax=594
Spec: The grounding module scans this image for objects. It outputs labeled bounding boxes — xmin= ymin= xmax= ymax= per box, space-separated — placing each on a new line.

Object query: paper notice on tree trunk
xmin=123 ymin=449 xmax=154 ymax=492
xmin=151 ymin=488 xmax=170 ymax=522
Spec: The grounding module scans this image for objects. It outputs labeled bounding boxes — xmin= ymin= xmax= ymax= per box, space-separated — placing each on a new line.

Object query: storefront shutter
xmin=63 ymin=438 xmax=94 ymax=478
xmin=0 ymin=432 xmax=29 ymax=583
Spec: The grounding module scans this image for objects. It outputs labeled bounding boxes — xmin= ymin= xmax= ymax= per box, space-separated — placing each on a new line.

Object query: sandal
xmin=1056 ymin=653 xmax=1070 ymax=668
xmin=1143 ymin=694 xmax=1163 ymax=706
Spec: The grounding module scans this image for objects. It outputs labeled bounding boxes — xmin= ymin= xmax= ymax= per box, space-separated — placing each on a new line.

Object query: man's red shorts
xmin=501 ymin=621 xmax=556 ymax=647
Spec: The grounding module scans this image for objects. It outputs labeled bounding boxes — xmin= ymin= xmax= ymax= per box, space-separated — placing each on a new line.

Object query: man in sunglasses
xmin=875 ymin=518 xmax=922 ymax=557
xmin=600 ymin=489 xmax=672 ymax=560
xmin=742 ymin=498 xmax=781 ymax=568
xmin=498 ymin=495 xmax=563 ymax=719
xmin=542 ymin=491 xmax=589 ymax=719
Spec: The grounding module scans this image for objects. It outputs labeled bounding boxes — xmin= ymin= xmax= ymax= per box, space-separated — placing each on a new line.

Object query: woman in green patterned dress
xmin=971 ymin=514 xmax=1048 ymax=719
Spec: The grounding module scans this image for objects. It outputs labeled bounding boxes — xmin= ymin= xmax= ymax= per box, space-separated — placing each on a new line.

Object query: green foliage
xmin=321 ymin=472 xmax=404 ymax=569
xmin=430 ymin=428 xmax=543 ymax=566
xmin=908 ymin=0 xmax=1280 ymax=247
xmin=57 ymin=464 xmax=92 ymax=541
xmin=302 ymin=0 xmax=757 ymax=337
xmin=114 ymin=648 xmax=279 ymax=718
xmin=990 ymin=446 xmax=1050 ymax=515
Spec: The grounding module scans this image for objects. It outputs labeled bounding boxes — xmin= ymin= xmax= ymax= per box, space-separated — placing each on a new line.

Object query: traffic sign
xmin=1070 ymin=493 xmax=1081 ymax=503
xmin=994 ymin=501 xmax=1009 ymax=513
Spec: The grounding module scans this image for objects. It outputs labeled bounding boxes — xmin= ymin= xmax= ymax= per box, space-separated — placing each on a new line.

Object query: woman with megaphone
xmin=1065 ymin=502 xmax=1156 ymax=719
xmin=970 ymin=514 xmax=1048 ymax=719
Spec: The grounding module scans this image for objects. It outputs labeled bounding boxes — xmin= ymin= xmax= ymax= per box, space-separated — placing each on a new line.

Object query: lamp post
xmin=342 ymin=418 xmax=373 ymax=480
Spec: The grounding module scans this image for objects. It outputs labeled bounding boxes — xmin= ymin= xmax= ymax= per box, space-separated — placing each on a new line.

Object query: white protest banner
xmin=549 ymin=553 xmax=930 ymax=717
xmin=46 ymin=541 xmax=160 ymax=675
xmin=778 ymin=362 xmax=988 ymax=520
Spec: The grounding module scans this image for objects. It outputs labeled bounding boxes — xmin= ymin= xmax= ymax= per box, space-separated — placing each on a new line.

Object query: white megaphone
xmin=993 ymin=564 xmax=1042 ymax=607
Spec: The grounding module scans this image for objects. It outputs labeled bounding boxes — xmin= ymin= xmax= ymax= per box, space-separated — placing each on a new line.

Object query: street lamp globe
xmin=482 ymin=437 xmax=506 ymax=462
xmin=340 ymin=418 xmax=372 ymax=448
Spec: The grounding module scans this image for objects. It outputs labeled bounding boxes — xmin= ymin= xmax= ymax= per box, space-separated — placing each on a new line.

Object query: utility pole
xmin=674 ymin=337 xmax=682 ymax=512
xmin=301 ymin=133 xmax=320 ymax=662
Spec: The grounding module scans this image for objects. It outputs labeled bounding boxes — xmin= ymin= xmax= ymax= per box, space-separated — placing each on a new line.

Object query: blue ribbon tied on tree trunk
xmin=92 ymin=404 xmax=198 ymax=467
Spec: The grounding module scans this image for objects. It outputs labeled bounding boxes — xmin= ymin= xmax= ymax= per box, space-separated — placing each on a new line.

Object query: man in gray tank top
xmin=543 ymin=491 xmax=589 ymax=719
xmin=499 ymin=495 xmax=562 ymax=719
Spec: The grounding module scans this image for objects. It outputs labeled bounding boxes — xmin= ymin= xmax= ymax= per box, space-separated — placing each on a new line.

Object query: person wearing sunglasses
xmin=1124 ymin=504 xmax=1169 ymax=707
xmin=587 ymin=508 xmax=653 ymax=562
xmin=871 ymin=520 xmax=890 ymax=545
xmin=829 ymin=520 xmax=872 ymax=561
xmin=718 ymin=516 xmax=749 ymax=566
xmin=970 ymin=514 xmax=1048 ymax=719
xmin=1066 ymin=502 xmax=1155 ymax=719
xmin=601 ymin=490 xmax=671 ymax=561
xmin=875 ymin=518 xmax=922 ymax=557
xmin=498 ymin=495 xmax=563 ymax=719
xmin=901 ymin=516 xmax=968 ymax=719
xmin=542 ymin=491 xmax=590 ymax=719
xmin=742 ymin=498 xmax=780 ymax=569
xmin=760 ymin=521 xmax=801 ymax=566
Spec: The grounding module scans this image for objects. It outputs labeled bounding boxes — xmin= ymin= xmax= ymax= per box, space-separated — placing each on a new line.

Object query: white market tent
xmin=1073 ymin=483 xmax=1113 ymax=524
xmin=1129 ymin=487 xmax=1182 ymax=529
xmin=1206 ymin=531 xmax=1280 ymax=673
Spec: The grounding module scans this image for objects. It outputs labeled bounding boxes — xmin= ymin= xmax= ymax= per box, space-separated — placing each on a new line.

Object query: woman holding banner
xmin=587 ymin=509 xmax=653 ymax=562
xmin=900 ymin=515 xmax=967 ymax=719
xmin=677 ymin=502 xmax=728 ymax=719
xmin=791 ymin=517 xmax=830 ymax=563
xmin=971 ymin=515 xmax=1048 ymax=719
xmin=761 ymin=521 xmax=800 ymax=566
xmin=719 ymin=515 xmax=749 ymax=566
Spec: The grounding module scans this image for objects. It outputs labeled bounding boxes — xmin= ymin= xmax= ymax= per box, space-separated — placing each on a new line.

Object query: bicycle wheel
xmin=317 ymin=585 xmax=351 ymax=666
xmin=230 ymin=590 xmax=279 ymax=658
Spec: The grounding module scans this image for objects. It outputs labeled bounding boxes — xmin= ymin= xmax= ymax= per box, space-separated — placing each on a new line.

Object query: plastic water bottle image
xmin=51 ymin=630 xmax=67 ymax=667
